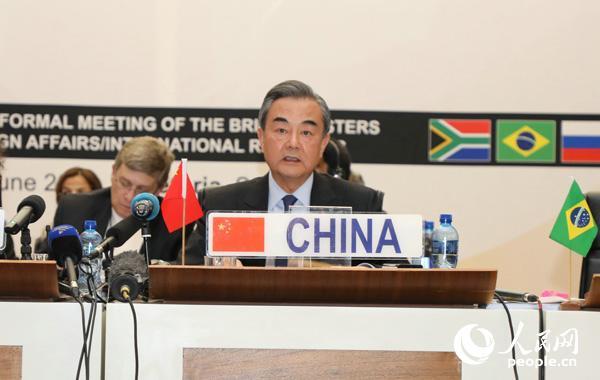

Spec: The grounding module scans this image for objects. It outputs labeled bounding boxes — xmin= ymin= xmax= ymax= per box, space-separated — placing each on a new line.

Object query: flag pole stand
xmin=182 ymin=198 xmax=187 ymax=265
xmin=181 ymin=158 xmax=188 ymax=266
xmin=569 ymin=251 xmax=573 ymax=299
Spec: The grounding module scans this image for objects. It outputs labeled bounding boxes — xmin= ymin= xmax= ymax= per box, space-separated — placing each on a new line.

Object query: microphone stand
xmin=102 ymin=247 xmax=115 ymax=293
xmin=141 ymin=222 xmax=151 ymax=265
xmin=20 ymin=224 xmax=32 ymax=260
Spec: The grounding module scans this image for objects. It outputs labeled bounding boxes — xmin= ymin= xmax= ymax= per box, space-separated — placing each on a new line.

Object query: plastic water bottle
xmin=78 ymin=220 xmax=103 ymax=293
xmin=431 ymin=214 xmax=459 ymax=268
xmin=421 ymin=220 xmax=434 ymax=268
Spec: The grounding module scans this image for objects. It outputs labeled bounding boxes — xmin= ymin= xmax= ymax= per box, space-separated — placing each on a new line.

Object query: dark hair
xmin=258 ymin=80 xmax=330 ymax=135
xmin=55 ymin=167 xmax=102 ymax=202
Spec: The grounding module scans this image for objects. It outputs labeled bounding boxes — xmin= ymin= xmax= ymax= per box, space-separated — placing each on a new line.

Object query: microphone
xmin=108 ymin=250 xmax=149 ymax=302
xmin=495 ymin=289 xmax=539 ymax=303
xmin=89 ymin=216 xmax=142 ymax=260
xmin=48 ymin=224 xmax=83 ymax=266
xmin=130 ymin=192 xmax=160 ymax=264
xmin=131 ymin=193 xmax=160 ymax=222
xmin=324 ymin=140 xmax=343 ymax=179
xmin=48 ymin=224 xmax=83 ymax=297
xmin=5 ymin=195 xmax=46 ymax=235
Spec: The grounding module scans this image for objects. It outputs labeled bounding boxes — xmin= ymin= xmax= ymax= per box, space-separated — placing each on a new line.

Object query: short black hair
xmin=258 ymin=80 xmax=330 ymax=135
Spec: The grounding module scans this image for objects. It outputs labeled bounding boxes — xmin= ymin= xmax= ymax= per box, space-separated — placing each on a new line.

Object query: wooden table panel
xmin=150 ymin=266 xmax=497 ymax=306
xmin=183 ymin=348 xmax=460 ymax=380
xmin=0 ymin=346 xmax=22 ymax=380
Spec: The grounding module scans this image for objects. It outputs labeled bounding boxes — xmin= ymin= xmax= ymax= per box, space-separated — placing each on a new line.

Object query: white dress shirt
xmin=108 ymin=209 xmax=143 ymax=256
xmin=267 ymin=172 xmax=313 ymax=213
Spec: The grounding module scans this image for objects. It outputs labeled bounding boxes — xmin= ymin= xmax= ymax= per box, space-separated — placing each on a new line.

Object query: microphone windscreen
xmin=106 ymin=215 xmax=142 ymax=248
xmin=108 ymin=250 xmax=149 ymax=282
xmin=18 ymin=195 xmax=46 ymax=223
xmin=130 ymin=192 xmax=160 ymax=222
xmin=108 ymin=250 xmax=149 ymax=302
xmin=48 ymin=224 xmax=82 ymax=266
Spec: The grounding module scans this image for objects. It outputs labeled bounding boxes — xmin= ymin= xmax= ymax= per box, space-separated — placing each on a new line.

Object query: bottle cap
xmin=84 ymin=220 xmax=97 ymax=230
xmin=424 ymin=221 xmax=434 ymax=230
xmin=439 ymin=214 xmax=452 ymax=224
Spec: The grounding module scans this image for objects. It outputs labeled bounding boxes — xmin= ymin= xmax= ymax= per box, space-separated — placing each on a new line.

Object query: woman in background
xmin=34 ymin=167 xmax=102 ymax=253
xmin=55 ymin=167 xmax=102 ymax=203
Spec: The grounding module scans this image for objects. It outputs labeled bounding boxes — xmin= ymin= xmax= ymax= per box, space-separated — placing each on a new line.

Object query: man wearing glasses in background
xmin=52 ymin=136 xmax=184 ymax=261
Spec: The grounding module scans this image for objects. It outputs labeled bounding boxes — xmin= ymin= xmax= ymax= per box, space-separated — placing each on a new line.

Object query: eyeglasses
xmin=113 ymin=175 xmax=157 ymax=195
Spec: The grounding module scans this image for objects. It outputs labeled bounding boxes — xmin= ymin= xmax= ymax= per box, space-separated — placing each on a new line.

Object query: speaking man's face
xmin=257 ymin=97 xmax=330 ymax=193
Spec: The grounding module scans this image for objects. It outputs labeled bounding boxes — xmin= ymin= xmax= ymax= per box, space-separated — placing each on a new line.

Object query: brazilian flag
xmin=550 ymin=180 xmax=598 ymax=256
xmin=496 ymin=120 xmax=556 ymax=163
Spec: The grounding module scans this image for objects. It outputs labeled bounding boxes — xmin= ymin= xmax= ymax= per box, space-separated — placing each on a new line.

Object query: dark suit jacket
xmin=0 ymin=234 xmax=15 ymax=259
xmin=53 ymin=187 xmax=189 ymax=262
xmin=185 ymin=172 xmax=384 ymax=265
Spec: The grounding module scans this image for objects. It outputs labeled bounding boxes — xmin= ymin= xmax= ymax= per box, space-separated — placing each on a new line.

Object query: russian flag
xmin=562 ymin=121 xmax=600 ymax=163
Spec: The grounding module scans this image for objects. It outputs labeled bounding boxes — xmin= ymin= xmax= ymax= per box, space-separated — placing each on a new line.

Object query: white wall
xmin=2 ymin=0 xmax=600 ymax=295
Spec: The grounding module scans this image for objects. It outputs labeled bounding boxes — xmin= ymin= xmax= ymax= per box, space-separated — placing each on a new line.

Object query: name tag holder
xmin=206 ymin=209 xmax=423 ymax=267
xmin=272 ymin=205 xmax=353 ymax=267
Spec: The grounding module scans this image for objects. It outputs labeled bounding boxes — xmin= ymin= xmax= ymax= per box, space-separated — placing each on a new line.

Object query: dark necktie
xmin=282 ymin=194 xmax=298 ymax=212
xmin=276 ymin=194 xmax=297 ymax=267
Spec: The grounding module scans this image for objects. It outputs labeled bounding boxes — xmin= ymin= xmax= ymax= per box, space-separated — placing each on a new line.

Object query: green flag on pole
xmin=549 ymin=180 xmax=598 ymax=256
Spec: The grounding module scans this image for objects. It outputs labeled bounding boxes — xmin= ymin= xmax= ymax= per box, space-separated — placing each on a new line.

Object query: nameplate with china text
xmin=207 ymin=212 xmax=422 ymax=258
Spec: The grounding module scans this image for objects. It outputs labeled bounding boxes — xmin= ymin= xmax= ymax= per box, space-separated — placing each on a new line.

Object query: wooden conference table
xmin=1 ymin=263 xmax=598 ymax=379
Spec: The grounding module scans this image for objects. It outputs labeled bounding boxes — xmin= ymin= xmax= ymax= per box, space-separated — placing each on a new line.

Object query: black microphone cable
xmin=126 ymin=296 xmax=139 ymax=380
xmin=75 ymin=264 xmax=91 ymax=380
xmin=114 ymin=273 xmax=140 ymax=380
xmin=76 ymin=296 xmax=93 ymax=379
xmin=74 ymin=295 xmax=90 ymax=380
xmin=75 ymin=264 xmax=102 ymax=380
xmin=494 ymin=292 xmax=519 ymax=380
xmin=85 ymin=274 xmax=99 ymax=375
xmin=537 ymin=299 xmax=545 ymax=380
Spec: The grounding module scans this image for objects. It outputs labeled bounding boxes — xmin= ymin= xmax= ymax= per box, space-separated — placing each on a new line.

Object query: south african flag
xmin=429 ymin=119 xmax=492 ymax=162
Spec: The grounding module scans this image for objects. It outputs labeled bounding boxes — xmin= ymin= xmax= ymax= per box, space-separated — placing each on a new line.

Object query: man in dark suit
xmin=0 ymin=148 xmax=15 ymax=259
xmin=53 ymin=136 xmax=187 ymax=262
xmin=186 ymin=80 xmax=384 ymax=265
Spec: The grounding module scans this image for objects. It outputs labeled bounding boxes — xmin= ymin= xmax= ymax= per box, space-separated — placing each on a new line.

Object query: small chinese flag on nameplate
xmin=212 ymin=216 xmax=265 ymax=253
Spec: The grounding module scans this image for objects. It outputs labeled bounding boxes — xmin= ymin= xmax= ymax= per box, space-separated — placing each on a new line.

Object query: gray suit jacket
xmin=185 ymin=172 xmax=384 ymax=265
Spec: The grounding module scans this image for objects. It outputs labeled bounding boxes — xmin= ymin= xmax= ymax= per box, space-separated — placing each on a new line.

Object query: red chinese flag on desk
xmin=212 ymin=217 xmax=265 ymax=253
xmin=161 ymin=161 xmax=204 ymax=233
